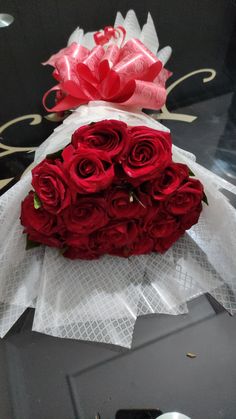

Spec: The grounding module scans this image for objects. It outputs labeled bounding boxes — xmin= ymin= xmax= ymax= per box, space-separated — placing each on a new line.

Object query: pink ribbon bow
xmin=94 ymin=25 xmax=126 ymax=46
xmin=43 ymin=27 xmax=172 ymax=112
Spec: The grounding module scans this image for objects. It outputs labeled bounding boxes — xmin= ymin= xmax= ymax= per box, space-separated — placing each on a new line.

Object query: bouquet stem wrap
xmin=1 ymin=102 xmax=236 ymax=347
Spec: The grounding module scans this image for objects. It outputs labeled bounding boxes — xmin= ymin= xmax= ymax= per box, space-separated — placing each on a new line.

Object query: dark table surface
xmin=1 ymin=295 xmax=236 ymax=419
xmin=0 ymin=1 xmax=236 ymax=419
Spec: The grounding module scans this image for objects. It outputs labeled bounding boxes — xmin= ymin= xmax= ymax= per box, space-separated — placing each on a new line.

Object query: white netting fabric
xmin=0 ymin=103 xmax=236 ymax=347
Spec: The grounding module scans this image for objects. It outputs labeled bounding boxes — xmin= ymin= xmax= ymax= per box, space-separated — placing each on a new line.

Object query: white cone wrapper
xmin=0 ymin=102 xmax=236 ymax=348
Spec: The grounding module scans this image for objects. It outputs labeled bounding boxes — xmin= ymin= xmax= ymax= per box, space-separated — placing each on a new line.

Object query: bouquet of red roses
xmin=0 ymin=10 xmax=235 ymax=348
xmin=21 ymin=120 xmax=204 ymax=260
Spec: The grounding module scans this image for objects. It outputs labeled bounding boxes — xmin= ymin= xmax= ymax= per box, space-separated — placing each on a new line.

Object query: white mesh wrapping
xmin=0 ymin=103 xmax=236 ymax=347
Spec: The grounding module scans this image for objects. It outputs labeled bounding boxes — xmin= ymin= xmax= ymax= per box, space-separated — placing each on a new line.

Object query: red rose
xmin=165 ymin=178 xmax=204 ymax=215
xmin=107 ymin=187 xmax=148 ymax=219
xmin=154 ymin=229 xmax=185 ymax=253
xmin=27 ymin=230 xmax=63 ymax=248
xmin=63 ymin=234 xmax=101 ymax=259
xmin=92 ymin=220 xmax=138 ymax=252
xmin=64 ymin=246 xmax=101 ymax=260
xmin=64 ymin=233 xmax=89 ymax=248
xmin=31 ymin=159 xmax=71 ymax=214
xmin=122 ymin=126 xmax=172 ymax=183
xmin=108 ymin=247 xmax=130 ymax=257
xmin=180 ymin=203 xmax=202 ymax=230
xmin=113 ymin=164 xmax=128 ymax=183
xmin=62 ymin=196 xmax=108 ymax=234
xmin=147 ymin=163 xmax=189 ymax=200
xmin=130 ymin=234 xmax=154 ymax=255
xmin=20 ymin=191 xmax=63 ymax=248
xmin=109 ymin=234 xmax=154 ymax=257
xmin=146 ymin=210 xmax=180 ymax=239
xmin=62 ymin=145 xmax=114 ymax=193
xmin=72 ymin=120 xmax=129 ymax=160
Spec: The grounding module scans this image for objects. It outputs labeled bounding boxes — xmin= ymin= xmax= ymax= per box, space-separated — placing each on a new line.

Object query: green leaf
xmin=46 ymin=148 xmax=63 ymax=161
xmin=202 ymin=192 xmax=209 ymax=205
xmin=189 ymin=169 xmax=195 ymax=176
xmin=34 ymin=193 xmax=42 ymax=209
xmin=26 ymin=236 xmax=41 ymax=251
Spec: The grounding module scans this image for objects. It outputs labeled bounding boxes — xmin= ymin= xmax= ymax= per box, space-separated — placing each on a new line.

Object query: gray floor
xmin=1 ymin=296 xmax=236 ymax=419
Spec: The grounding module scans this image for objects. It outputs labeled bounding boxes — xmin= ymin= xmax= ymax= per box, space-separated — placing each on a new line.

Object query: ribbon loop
xmin=94 ymin=25 xmax=126 ymax=47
